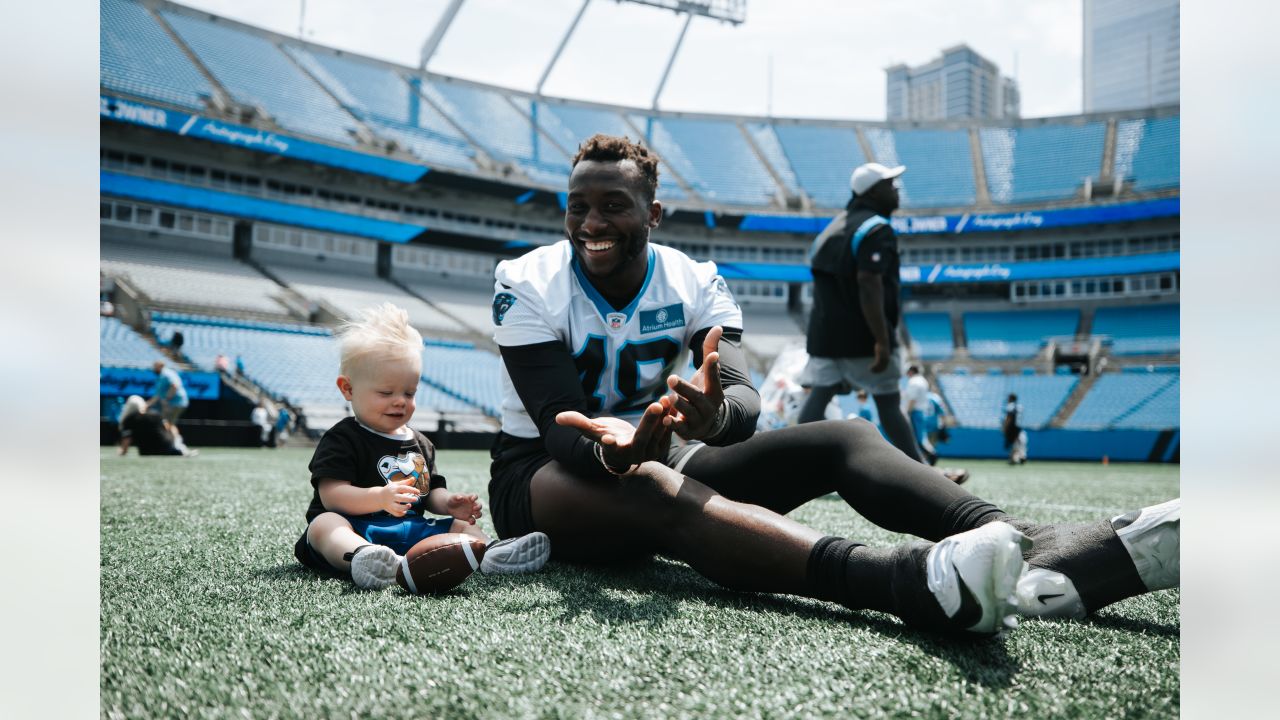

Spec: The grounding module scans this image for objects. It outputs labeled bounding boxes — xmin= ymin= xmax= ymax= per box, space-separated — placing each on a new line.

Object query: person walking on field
xmin=796 ymin=163 xmax=966 ymax=483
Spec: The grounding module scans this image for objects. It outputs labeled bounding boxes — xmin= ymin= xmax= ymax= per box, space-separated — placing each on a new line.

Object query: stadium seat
xmin=981 ymin=122 xmax=1106 ymax=203
xmin=771 ymin=124 xmax=866 ymax=209
xmin=864 ymin=128 xmax=976 ymax=208
xmin=533 ymin=103 xmax=687 ymax=204
xmin=100 ymin=0 xmax=214 ymax=110
xmin=425 ymin=83 xmax=572 ymax=187
xmin=743 ymin=123 xmax=803 ymax=199
xmin=286 ymin=47 xmax=477 ymax=172
xmin=161 ymin=9 xmax=357 ymax=145
xmin=100 ymin=316 xmax=168 ymax=368
xmin=639 ymin=116 xmax=780 ymax=207
xmin=963 ymin=309 xmax=1079 ymax=359
xmin=150 ymin=315 xmax=498 ymax=432
xmin=1091 ymin=304 xmax=1179 ymax=355
xmin=903 ymin=312 xmax=954 ymax=360
xmin=1066 ymin=372 xmax=1179 ymax=430
xmin=1115 ymin=116 xmax=1180 ymax=192
xmin=938 ymin=373 xmax=1078 ymax=429
xmin=101 ymin=242 xmax=292 ymax=317
xmin=266 ymin=265 xmax=469 ymax=337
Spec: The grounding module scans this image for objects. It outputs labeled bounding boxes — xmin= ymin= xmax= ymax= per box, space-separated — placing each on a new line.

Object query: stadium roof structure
xmin=102 ymin=0 xmax=1179 ymax=219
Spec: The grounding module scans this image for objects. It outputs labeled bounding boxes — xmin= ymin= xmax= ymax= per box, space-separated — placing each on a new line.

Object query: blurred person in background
xmin=147 ymin=360 xmax=189 ymax=439
xmin=1003 ymin=393 xmax=1027 ymax=465
xmin=251 ymin=400 xmax=271 ymax=447
xmin=118 ymin=395 xmax=195 ymax=457
xmin=901 ymin=364 xmax=935 ymax=464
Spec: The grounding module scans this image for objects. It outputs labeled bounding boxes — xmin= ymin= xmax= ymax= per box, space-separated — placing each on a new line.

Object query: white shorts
xmin=797 ymin=350 xmax=904 ymax=397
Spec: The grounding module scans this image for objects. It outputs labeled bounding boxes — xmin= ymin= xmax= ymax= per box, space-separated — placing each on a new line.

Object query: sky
xmin=174 ymin=0 xmax=1084 ymax=121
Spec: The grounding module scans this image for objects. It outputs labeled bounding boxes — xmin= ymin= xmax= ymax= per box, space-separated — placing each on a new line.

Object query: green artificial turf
xmin=101 ymin=448 xmax=1179 ymax=719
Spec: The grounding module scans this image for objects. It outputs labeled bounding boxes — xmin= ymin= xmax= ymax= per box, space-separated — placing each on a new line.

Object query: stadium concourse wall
xmin=938 ymin=427 xmax=1179 ymax=463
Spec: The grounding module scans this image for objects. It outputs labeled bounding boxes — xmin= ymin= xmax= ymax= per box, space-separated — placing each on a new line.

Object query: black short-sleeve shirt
xmin=806 ymin=203 xmax=901 ymax=358
xmin=306 ymin=417 xmax=447 ymax=522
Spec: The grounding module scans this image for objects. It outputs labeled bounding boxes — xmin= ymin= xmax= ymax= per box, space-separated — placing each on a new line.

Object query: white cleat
xmin=1112 ymin=498 xmax=1180 ymax=591
xmin=1015 ymin=567 xmax=1087 ymax=620
xmin=350 ymin=545 xmax=400 ymax=590
xmin=480 ymin=532 xmax=551 ymax=575
xmin=927 ymin=521 xmax=1030 ymax=636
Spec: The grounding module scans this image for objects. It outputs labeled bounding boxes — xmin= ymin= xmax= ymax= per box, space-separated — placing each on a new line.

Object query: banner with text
xmin=739 ymin=197 xmax=1179 ymax=235
xmin=100 ymin=367 xmax=221 ymax=400
xmin=100 ymin=95 xmax=427 ymax=183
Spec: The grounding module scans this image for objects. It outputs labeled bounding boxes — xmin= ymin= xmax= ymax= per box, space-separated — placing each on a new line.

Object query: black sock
xmin=342 ymin=544 xmax=373 ymax=562
xmin=937 ymin=497 xmax=1011 ymax=539
xmin=807 ymin=537 xmax=965 ymax=632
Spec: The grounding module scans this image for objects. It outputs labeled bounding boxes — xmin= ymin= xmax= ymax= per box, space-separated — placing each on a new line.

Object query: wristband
xmin=702 ymin=403 xmax=730 ymax=442
xmin=594 ymin=441 xmax=635 ymax=475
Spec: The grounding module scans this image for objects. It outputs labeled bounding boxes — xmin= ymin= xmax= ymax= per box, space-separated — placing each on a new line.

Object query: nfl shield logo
xmin=607 ymin=313 xmax=625 ymax=330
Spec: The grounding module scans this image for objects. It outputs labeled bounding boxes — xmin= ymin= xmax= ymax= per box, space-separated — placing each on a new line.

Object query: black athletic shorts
xmin=488 ymin=433 xmax=554 ymax=539
xmin=487 ymin=432 xmax=707 ymax=539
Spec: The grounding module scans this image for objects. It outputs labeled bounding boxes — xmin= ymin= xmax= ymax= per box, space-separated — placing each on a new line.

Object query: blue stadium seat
xmin=149 ymin=318 xmax=498 ymax=427
xmin=963 ymin=310 xmax=1079 ymax=359
xmin=161 ymin=10 xmax=357 ymax=145
xmin=938 ymin=373 xmax=1078 ymax=429
xmin=1115 ymin=116 xmax=1180 ymax=192
xmin=864 ymin=128 xmax=976 ymax=208
xmin=425 ymin=82 xmax=572 ymax=187
xmin=638 ymin=116 xmax=779 ymax=207
xmin=100 ymin=316 xmax=168 ymax=368
xmin=743 ymin=123 xmax=802 ymax=199
xmin=287 ymin=48 xmax=476 ymax=171
xmin=981 ymin=122 xmax=1106 ymax=203
xmin=1066 ymin=372 xmax=1179 ymax=429
xmin=533 ymin=103 xmax=687 ymax=204
xmin=903 ymin=312 xmax=954 ymax=360
xmin=771 ymin=124 xmax=865 ymax=209
xmin=1091 ymin=304 xmax=1179 ymax=355
xmin=101 ymin=0 xmax=214 ymax=110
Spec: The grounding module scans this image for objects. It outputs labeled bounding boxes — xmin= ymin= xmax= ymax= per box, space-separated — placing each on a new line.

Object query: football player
xmin=486 ymin=134 xmax=1178 ymax=635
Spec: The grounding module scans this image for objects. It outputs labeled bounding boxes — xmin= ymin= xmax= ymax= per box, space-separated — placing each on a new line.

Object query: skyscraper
xmin=885 ymin=44 xmax=1019 ymax=121
xmin=1083 ymin=0 xmax=1179 ymax=112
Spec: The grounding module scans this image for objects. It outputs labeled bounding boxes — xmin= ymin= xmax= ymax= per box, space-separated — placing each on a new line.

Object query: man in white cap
xmin=797 ymin=163 xmax=968 ymax=484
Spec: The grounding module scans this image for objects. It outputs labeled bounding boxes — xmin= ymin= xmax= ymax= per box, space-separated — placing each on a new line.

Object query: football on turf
xmin=395 ymin=533 xmax=485 ymax=594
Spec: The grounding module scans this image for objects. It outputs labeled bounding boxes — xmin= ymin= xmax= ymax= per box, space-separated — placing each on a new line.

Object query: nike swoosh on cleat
xmin=1038 ymin=593 xmax=1065 ymax=604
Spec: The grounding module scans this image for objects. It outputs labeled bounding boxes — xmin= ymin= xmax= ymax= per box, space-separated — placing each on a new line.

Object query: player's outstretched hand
xmin=446 ymin=492 xmax=484 ymax=523
xmin=556 ymin=400 xmax=672 ymax=472
xmin=665 ymin=325 xmax=726 ymax=440
xmin=379 ymin=478 xmax=420 ymax=517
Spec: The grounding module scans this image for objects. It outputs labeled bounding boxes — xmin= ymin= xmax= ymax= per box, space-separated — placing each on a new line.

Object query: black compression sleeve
xmin=499 ymin=341 xmax=609 ymax=478
xmin=688 ymin=326 xmax=760 ymax=446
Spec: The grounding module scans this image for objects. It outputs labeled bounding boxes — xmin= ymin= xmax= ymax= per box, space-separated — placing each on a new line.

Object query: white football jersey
xmin=492 ymin=240 xmax=742 ymax=438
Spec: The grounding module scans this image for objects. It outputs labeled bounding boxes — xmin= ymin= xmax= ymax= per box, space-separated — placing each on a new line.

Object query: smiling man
xmin=485 ymin=134 xmax=1180 ymax=637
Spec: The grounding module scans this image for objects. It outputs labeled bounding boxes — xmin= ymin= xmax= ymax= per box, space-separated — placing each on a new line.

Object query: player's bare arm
xmin=856 ymin=270 xmax=891 ymax=372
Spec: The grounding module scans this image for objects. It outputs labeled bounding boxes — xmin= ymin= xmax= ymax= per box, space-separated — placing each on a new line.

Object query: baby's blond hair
xmin=336 ymin=303 xmax=423 ymax=379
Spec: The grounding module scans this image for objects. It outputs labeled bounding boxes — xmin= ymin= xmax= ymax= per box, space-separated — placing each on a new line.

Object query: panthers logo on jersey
xmin=492 ymin=292 xmax=517 ymax=326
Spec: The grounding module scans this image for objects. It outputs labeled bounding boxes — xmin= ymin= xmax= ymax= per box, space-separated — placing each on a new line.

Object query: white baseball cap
xmin=850 ymin=162 xmax=906 ymax=195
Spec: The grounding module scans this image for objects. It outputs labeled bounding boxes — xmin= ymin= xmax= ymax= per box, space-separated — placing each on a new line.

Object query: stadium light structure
xmin=531 ymin=0 xmax=746 ymax=107
xmin=419 ymin=0 xmax=467 ymax=70
xmin=624 ymin=0 xmax=747 ymax=110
